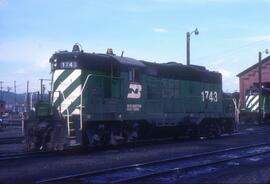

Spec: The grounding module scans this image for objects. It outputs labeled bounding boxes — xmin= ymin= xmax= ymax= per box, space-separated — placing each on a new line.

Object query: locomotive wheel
xmin=205 ymin=122 xmax=221 ymax=138
xmin=86 ymin=129 xmax=102 ymax=146
xmin=26 ymin=121 xmax=53 ymax=151
xmin=214 ymin=123 xmax=222 ymax=138
xmin=124 ymin=128 xmax=138 ymax=142
xmin=109 ymin=130 xmax=125 ymax=145
xmin=122 ymin=122 xmax=139 ymax=142
xmin=186 ymin=126 xmax=200 ymax=140
xmin=109 ymin=123 xmax=139 ymax=145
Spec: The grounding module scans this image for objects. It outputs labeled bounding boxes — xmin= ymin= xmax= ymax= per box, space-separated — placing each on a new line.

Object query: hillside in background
xmin=0 ymin=91 xmax=25 ymax=105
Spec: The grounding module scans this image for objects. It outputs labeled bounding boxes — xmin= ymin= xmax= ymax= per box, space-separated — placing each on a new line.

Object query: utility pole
xmin=27 ymin=80 xmax=30 ymax=113
xmin=0 ymin=81 xmax=3 ymax=100
xmin=40 ymin=79 xmax=51 ymax=101
xmin=14 ymin=81 xmax=17 ymax=105
xmin=186 ymin=28 xmax=199 ymax=66
xmin=186 ymin=32 xmax=190 ymax=66
xmin=40 ymin=79 xmax=44 ymax=101
xmin=258 ymin=49 xmax=269 ymax=125
xmin=258 ymin=52 xmax=262 ymax=125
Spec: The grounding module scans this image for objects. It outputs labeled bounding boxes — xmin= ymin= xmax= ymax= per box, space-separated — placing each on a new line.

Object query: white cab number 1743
xmin=201 ymin=91 xmax=218 ymax=102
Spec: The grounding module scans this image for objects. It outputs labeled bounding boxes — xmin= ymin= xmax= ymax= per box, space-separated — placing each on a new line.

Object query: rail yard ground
xmin=1 ymin=123 xmax=270 ymax=183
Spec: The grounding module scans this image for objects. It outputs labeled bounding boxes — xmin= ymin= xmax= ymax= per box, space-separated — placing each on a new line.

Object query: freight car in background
xmin=24 ymin=44 xmax=236 ymax=151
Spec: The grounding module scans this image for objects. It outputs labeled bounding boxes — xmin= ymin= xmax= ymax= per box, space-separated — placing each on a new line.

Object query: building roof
xmin=237 ymin=55 xmax=270 ymax=77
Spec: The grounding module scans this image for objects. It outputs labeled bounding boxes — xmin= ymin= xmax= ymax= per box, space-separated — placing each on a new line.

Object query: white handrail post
xmin=54 ymin=90 xmax=70 ymax=136
xmin=80 ymin=74 xmax=92 ymax=130
xmin=61 ymin=92 xmax=70 ymax=136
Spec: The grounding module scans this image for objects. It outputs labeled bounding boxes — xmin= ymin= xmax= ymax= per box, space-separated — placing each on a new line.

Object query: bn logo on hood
xmin=127 ymin=84 xmax=142 ymax=99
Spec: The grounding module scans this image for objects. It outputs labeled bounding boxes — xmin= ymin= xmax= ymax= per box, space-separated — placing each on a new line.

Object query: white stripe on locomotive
xmin=53 ymin=69 xmax=81 ymax=103
xmin=52 ymin=69 xmax=65 ymax=83
xmin=251 ymin=103 xmax=259 ymax=112
xmin=245 ymin=94 xmax=259 ymax=112
xmin=52 ymin=69 xmax=82 ymax=115
xmin=60 ymin=85 xmax=81 ymax=115
xmin=246 ymin=95 xmax=256 ymax=107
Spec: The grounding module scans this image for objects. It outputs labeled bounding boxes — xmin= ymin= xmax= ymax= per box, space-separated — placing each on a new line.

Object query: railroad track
xmin=0 ymin=147 xmax=82 ymax=162
xmin=0 ymin=150 xmax=65 ymax=161
xmin=36 ymin=141 xmax=270 ymax=184
xmin=0 ymin=136 xmax=24 ymax=144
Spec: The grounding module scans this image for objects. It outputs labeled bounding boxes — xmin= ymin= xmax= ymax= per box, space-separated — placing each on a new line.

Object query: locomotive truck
xmin=24 ymin=44 xmax=235 ymax=151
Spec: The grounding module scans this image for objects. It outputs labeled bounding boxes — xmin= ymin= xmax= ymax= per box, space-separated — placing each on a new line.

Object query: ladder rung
xmin=68 ymin=136 xmax=77 ymax=139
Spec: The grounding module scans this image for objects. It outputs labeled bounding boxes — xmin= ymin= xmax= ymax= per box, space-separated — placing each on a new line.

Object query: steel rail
xmin=36 ymin=141 xmax=270 ymax=184
xmin=0 ymin=136 xmax=24 ymax=144
xmin=112 ymin=145 xmax=270 ymax=183
xmin=0 ymin=147 xmax=80 ymax=162
xmin=0 ymin=151 xmax=62 ymax=161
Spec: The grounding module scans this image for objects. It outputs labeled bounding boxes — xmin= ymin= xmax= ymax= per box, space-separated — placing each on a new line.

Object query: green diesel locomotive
xmin=24 ymin=44 xmax=235 ymax=151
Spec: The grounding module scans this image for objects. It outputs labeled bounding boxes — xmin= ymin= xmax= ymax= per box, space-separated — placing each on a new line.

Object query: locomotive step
xmin=68 ymin=136 xmax=80 ymax=146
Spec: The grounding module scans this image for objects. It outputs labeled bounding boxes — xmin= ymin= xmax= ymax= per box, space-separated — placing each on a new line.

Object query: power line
xmin=193 ymin=37 xmax=270 ymax=63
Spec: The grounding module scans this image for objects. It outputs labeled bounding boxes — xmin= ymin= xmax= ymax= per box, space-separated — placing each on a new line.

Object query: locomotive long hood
xmin=50 ymin=50 xmax=221 ymax=84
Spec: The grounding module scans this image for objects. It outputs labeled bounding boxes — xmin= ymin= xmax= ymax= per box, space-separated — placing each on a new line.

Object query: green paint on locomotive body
xmin=264 ymin=95 xmax=270 ymax=113
xmin=80 ymin=69 xmax=223 ymax=121
xmin=50 ymin=51 xmax=225 ymax=123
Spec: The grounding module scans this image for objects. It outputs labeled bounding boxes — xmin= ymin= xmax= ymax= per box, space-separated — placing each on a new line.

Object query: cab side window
xmin=129 ymin=68 xmax=140 ymax=82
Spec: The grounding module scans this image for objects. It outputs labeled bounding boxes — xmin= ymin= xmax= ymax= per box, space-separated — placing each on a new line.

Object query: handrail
xmin=53 ymin=74 xmax=123 ymax=131
xmin=79 ymin=74 xmax=92 ymax=130
xmin=54 ymin=90 xmax=70 ymax=136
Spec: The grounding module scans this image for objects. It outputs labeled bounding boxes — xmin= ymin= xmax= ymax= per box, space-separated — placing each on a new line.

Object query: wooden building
xmin=237 ymin=55 xmax=270 ymax=105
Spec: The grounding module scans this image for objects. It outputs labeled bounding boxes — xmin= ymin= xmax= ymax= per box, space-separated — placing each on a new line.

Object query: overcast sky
xmin=0 ymin=0 xmax=269 ymax=93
